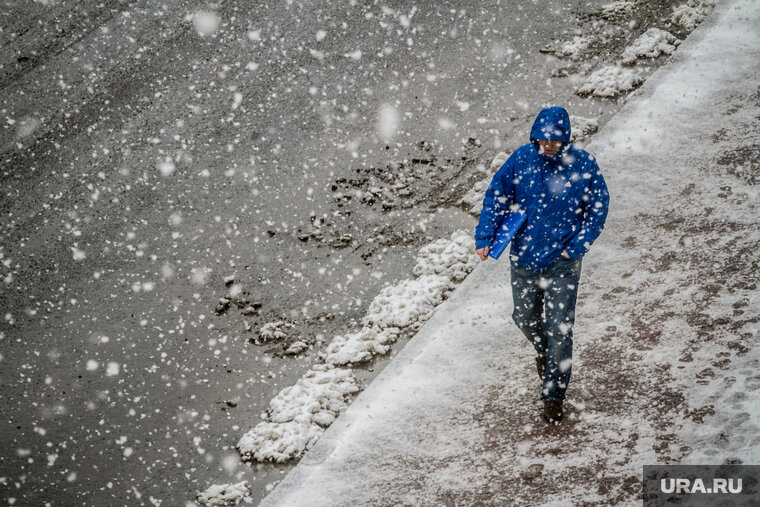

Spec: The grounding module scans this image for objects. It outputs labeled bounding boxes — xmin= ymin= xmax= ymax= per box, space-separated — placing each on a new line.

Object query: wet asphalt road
xmin=0 ymin=0 xmax=683 ymax=504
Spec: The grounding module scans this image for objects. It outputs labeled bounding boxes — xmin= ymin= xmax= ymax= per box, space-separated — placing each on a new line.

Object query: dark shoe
xmin=543 ymin=400 xmax=563 ymax=423
xmin=535 ymin=355 xmax=546 ymax=380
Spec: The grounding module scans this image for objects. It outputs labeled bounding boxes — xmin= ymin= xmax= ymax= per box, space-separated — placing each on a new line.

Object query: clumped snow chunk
xmin=412 ymin=230 xmax=479 ymax=282
xmin=577 ymin=65 xmax=644 ymax=97
xmin=285 ymin=340 xmax=308 ymax=355
xmin=363 ymin=274 xmax=451 ymax=330
xmin=361 ymin=236 xmax=478 ymax=330
xmin=237 ymin=364 xmax=358 ymax=462
xmin=621 ymin=28 xmax=681 ymax=65
xmin=322 ymin=326 xmax=400 ymax=365
xmin=599 ymin=0 xmax=636 ymax=20
xmin=569 ymin=116 xmax=599 ymax=143
xmin=258 ymin=321 xmax=293 ymax=342
xmin=196 ymin=481 xmax=250 ymax=506
xmin=671 ymin=0 xmax=716 ymax=30
xmin=556 ymin=36 xmax=594 ymax=60
xmin=157 ymin=160 xmax=175 ymax=176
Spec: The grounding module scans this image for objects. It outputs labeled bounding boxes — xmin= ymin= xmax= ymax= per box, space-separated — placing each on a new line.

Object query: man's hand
xmin=476 ymin=247 xmax=490 ymax=261
xmin=561 ymin=250 xmax=570 ymax=259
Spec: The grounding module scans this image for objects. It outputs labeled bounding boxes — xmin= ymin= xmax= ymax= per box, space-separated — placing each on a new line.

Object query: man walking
xmin=474 ymin=106 xmax=610 ymax=423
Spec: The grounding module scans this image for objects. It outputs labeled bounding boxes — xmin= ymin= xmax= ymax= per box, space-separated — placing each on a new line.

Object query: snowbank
xmin=196 ymin=481 xmax=250 ymax=506
xmin=412 ymin=231 xmax=481 ymax=282
xmin=321 ymin=326 xmax=401 ymax=365
xmin=238 ymin=230 xmax=480 ymax=462
xmin=362 ymin=274 xmax=451 ymax=330
xmin=237 ymin=364 xmax=358 ymax=463
xmin=576 ymin=65 xmax=644 ymax=97
xmin=569 ymin=115 xmax=599 ymax=143
xmin=621 ymin=28 xmax=681 ymax=65
xmin=671 ymin=0 xmax=717 ymax=30
xmin=324 ymin=229 xmax=479 ymax=365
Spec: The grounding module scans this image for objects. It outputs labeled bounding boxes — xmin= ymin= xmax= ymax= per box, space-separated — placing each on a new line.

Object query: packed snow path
xmin=260 ymin=1 xmax=760 ymax=504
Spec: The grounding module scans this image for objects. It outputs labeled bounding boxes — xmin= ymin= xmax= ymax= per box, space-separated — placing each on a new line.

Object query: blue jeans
xmin=510 ymin=257 xmax=582 ymax=402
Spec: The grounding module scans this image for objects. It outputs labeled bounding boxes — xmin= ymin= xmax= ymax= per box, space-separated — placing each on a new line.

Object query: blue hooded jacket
xmin=474 ymin=106 xmax=610 ymax=270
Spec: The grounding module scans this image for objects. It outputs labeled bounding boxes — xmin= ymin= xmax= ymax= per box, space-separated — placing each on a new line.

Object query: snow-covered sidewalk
xmin=260 ymin=0 xmax=760 ymax=504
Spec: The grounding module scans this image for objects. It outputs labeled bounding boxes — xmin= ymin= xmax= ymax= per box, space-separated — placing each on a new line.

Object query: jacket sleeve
xmin=564 ymin=158 xmax=610 ymax=260
xmin=474 ymin=159 xmax=515 ymax=249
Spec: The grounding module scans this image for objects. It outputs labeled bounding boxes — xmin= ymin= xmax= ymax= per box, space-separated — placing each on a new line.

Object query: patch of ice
xmin=576 ymin=65 xmax=644 ymax=97
xmin=196 ymin=481 xmax=250 ymax=506
xmin=237 ymin=364 xmax=358 ymax=462
xmin=621 ymin=28 xmax=681 ymax=65
xmin=671 ymin=0 xmax=716 ymax=30
xmin=569 ymin=116 xmax=599 ymax=143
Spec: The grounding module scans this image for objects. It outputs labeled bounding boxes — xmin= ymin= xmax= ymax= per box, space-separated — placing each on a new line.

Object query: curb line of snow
xmin=235 ymin=229 xmax=480 ymax=464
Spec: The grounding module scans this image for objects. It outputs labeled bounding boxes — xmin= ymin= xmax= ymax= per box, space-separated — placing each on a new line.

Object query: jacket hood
xmin=529 ymin=106 xmax=571 ymax=144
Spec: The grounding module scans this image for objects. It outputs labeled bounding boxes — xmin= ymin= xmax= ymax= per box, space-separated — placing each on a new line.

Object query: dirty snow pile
xmin=363 ymin=275 xmax=449 ymax=329
xmin=196 ymin=481 xmax=250 ymax=506
xmin=556 ymin=35 xmax=594 ymax=60
xmin=237 ymin=364 xmax=358 ymax=463
xmin=284 ymin=340 xmax=308 ymax=355
xmin=600 ymin=0 xmax=636 ymax=20
xmin=323 ymin=229 xmax=479 ymax=364
xmin=412 ymin=230 xmax=480 ymax=282
xmin=671 ymin=0 xmax=717 ymax=30
xmin=461 ymin=152 xmax=509 ymax=216
xmin=237 ymin=231 xmax=480 ymax=462
xmin=577 ymin=65 xmax=644 ymax=97
xmin=621 ymin=28 xmax=681 ymax=64
xmin=569 ymin=116 xmax=599 ymax=143
xmin=321 ymin=325 xmax=401 ymax=365
xmin=258 ymin=320 xmax=293 ymax=341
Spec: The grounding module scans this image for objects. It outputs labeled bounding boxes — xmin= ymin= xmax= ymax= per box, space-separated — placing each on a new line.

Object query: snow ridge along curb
xmin=236 ymin=230 xmax=479 ymax=464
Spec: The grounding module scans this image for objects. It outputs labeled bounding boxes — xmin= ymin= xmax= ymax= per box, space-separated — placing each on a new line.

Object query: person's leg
xmin=541 ymin=257 xmax=582 ymax=402
xmin=510 ymin=263 xmax=547 ymax=355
